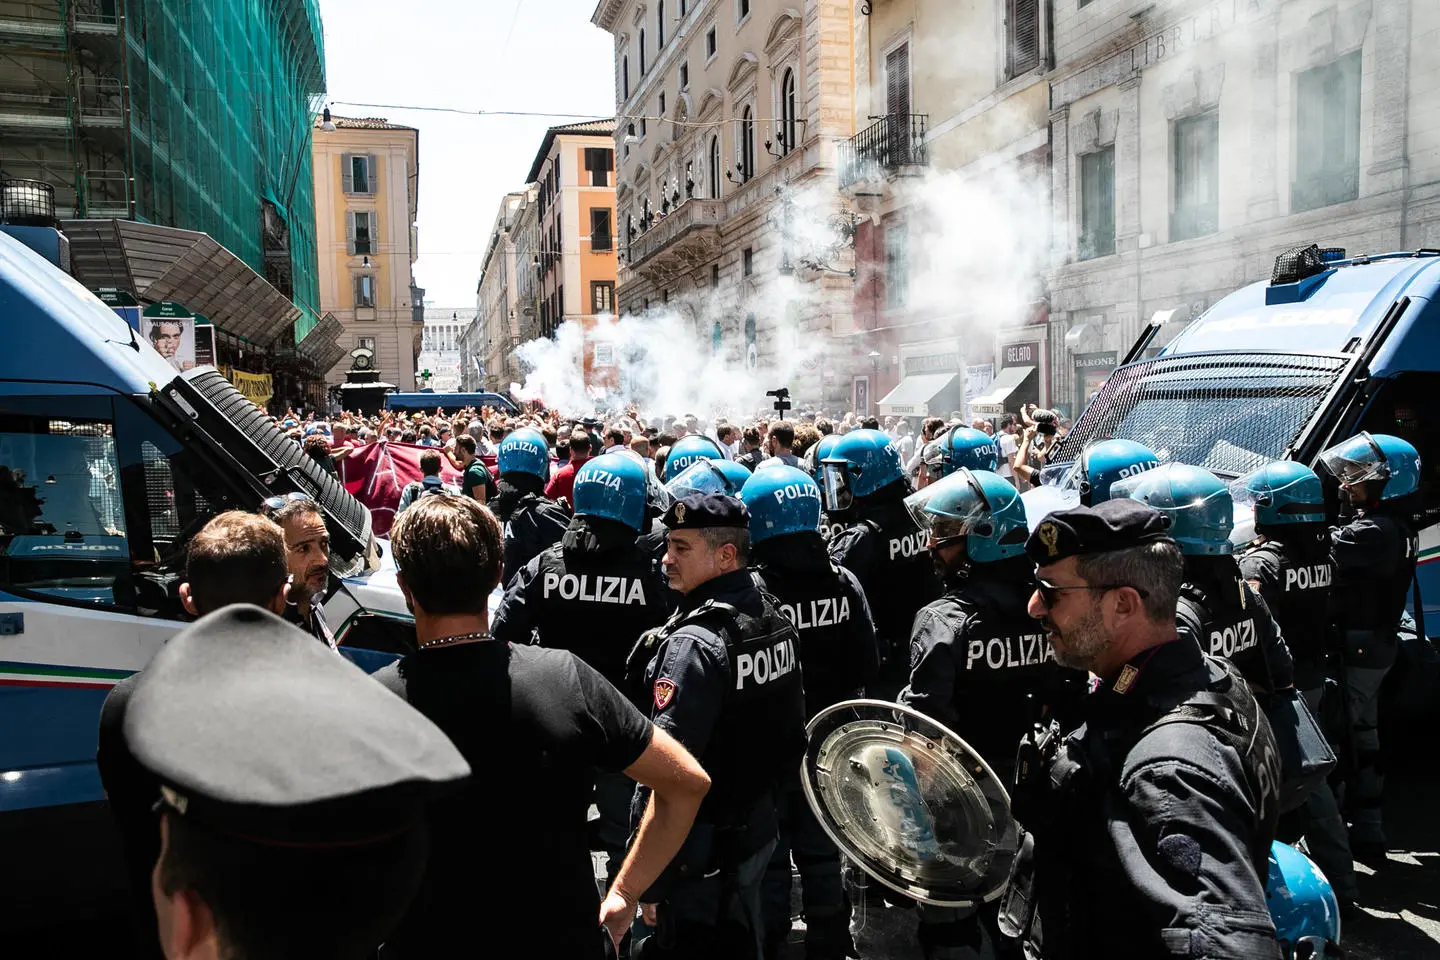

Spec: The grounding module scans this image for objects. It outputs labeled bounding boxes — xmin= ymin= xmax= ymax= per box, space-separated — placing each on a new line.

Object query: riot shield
xmin=801 ymin=699 xmax=1019 ymax=908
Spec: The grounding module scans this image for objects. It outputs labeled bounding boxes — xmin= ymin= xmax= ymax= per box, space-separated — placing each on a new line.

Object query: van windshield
xmin=1051 ymin=351 xmax=1351 ymax=478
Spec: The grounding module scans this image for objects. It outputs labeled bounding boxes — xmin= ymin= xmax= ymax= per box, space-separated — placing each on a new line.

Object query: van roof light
xmin=1271 ymin=244 xmax=1342 ymax=285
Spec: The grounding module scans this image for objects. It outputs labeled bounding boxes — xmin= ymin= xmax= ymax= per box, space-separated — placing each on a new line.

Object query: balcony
xmin=838 ymin=114 xmax=929 ymax=192
xmin=625 ymin=197 xmax=725 ymax=281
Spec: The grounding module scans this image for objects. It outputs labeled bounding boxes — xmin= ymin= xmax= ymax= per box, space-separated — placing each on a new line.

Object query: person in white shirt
xmin=994 ymin=414 xmax=1020 ymax=483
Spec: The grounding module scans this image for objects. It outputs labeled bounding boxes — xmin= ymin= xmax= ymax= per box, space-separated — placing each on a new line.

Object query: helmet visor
xmin=904 ymin=470 xmax=992 ymax=543
xmin=1044 ymin=459 xmax=1084 ymax=495
xmin=665 ymin=460 xmax=734 ymax=500
xmin=819 ymin=460 xmax=855 ymax=513
xmin=1318 ymin=432 xmax=1389 ymax=487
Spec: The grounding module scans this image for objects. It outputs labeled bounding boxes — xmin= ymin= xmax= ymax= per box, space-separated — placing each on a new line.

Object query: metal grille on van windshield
xmin=1050 ymin=351 xmax=1351 ymax=478
xmin=167 ymin=369 xmax=372 ymax=565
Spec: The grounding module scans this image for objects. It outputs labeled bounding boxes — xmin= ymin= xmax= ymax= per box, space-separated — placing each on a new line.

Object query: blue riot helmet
xmin=1111 ymin=463 xmax=1233 ymax=555
xmin=662 ymin=434 xmax=724 ymax=482
xmin=572 ymin=453 xmax=649 ymax=532
xmin=1266 ymin=841 xmax=1341 ymax=954
xmin=665 ymin=458 xmax=749 ymax=500
xmin=740 ymin=465 xmax=823 ymax=543
xmin=818 ymin=429 xmax=905 ymax=513
xmin=1230 ymin=461 xmax=1326 ymax=527
xmin=1317 ymin=431 xmax=1420 ymax=501
xmin=903 ymin=468 xmax=1029 ymax=563
xmin=496 ymin=427 xmax=549 ymax=480
xmin=809 ymin=434 xmax=842 ymax=480
xmin=923 ymin=427 xmax=999 ymax=480
xmin=1057 ymin=439 xmax=1162 ymax=505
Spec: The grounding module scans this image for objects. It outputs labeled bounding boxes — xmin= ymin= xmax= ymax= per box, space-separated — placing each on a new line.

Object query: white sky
xmin=318 ymin=0 xmax=615 ymax=308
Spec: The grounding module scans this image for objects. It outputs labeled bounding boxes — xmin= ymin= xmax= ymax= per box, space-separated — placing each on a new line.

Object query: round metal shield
xmin=801 ymin=699 xmax=1019 ymax=907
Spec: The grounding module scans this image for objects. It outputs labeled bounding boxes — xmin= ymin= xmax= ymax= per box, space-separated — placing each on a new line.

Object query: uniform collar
xmin=679 ymin=568 xmax=758 ymax=613
xmin=1097 ymin=634 xmax=1205 ymax=700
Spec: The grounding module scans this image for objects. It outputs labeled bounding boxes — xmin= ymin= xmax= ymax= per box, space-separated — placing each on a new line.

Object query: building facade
xmin=1046 ymin=0 xmax=1440 ymax=417
xmin=592 ymin=0 xmax=858 ymax=409
xmin=466 ymin=190 xmax=529 ymax=392
xmin=847 ymin=0 xmax=1052 ymax=420
xmin=417 ymin=309 xmax=474 ymax=392
xmin=312 ymin=115 xmax=422 ymax=392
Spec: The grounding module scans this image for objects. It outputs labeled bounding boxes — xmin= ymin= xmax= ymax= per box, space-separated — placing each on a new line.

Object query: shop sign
xmin=1001 ymin=341 xmax=1041 ymax=367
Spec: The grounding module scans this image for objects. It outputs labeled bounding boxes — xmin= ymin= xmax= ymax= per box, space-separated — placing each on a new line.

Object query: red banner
xmin=337 ymin=442 xmax=474 ymax=538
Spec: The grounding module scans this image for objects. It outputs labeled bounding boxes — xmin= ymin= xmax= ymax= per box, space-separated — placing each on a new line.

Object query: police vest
xmin=1334 ymin=511 xmax=1419 ymax=635
xmin=502 ymin=494 xmax=570 ymax=577
xmin=1177 ymin=580 xmax=1271 ymax=689
xmin=1240 ymin=541 xmax=1333 ymax=665
xmin=853 ymin=512 xmax=942 ymax=646
xmin=631 ymin=594 xmax=806 ymax=823
xmin=752 ymin=563 xmax=870 ymax=714
xmin=529 ymin=542 xmax=670 ymax=687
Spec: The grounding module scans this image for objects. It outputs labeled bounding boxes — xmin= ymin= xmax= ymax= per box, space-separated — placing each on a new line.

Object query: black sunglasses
xmin=1035 ymin=577 xmax=1147 ymax=609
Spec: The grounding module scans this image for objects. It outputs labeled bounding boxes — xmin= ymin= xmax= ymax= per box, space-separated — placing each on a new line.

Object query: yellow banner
xmin=229 ymin=369 xmax=273 ymax=406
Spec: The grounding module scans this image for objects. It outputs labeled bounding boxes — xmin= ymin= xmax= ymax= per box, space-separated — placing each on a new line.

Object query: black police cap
xmin=663 ymin=492 xmax=749 ymax=530
xmin=125 ymin=605 xmax=470 ymax=847
xmin=1026 ymin=499 xmax=1174 ymax=566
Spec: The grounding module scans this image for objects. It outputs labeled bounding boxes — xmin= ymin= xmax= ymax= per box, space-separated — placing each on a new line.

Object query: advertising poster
xmin=193 ymin=324 xmax=216 ymax=368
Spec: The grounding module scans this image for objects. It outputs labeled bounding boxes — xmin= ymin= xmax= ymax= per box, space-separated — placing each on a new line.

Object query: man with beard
xmin=1000 ymin=499 xmax=1282 ymax=958
xmin=490 ymin=427 xmax=569 ymax=585
xmin=264 ymin=494 xmax=336 ymax=649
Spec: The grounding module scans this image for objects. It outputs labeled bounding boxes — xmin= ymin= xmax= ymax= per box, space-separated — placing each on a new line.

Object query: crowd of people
xmin=93 ymin=392 xmax=1424 ymax=960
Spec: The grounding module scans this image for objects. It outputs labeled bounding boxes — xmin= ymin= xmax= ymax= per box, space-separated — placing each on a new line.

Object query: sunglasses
xmin=261 ymin=491 xmax=313 ymax=514
xmin=1034 ymin=577 xmax=1147 ymax=609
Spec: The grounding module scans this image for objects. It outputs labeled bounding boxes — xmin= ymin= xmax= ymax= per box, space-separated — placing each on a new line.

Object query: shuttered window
xmin=591 ymin=208 xmax=612 ymax=251
xmin=342 ymin=154 xmax=375 ymax=194
xmin=1006 ymin=0 xmax=1041 ymax=78
xmin=354 ymin=274 xmax=376 ymax=308
xmin=346 ymin=210 xmax=374 ymax=255
xmin=885 ymin=44 xmax=912 ymax=165
xmin=1079 ymin=147 xmax=1115 ymax=260
xmin=584 ymin=148 xmax=613 ymax=187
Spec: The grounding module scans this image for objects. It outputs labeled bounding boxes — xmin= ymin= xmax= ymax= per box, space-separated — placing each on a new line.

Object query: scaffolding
xmin=0 ymin=0 xmax=326 ymax=339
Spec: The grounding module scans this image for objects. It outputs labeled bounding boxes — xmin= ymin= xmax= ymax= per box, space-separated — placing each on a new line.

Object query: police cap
xmin=1025 ymin=499 xmax=1174 ymax=566
xmin=662 ymin=492 xmax=750 ymax=530
xmin=124 ymin=605 xmax=470 ymax=847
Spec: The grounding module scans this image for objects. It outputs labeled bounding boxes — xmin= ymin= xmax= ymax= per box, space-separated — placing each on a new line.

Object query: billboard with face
xmin=147 ymin=317 xmax=195 ymax=372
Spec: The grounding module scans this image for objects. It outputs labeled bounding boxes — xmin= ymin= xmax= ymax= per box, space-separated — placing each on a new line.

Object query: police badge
xmin=1036 ymin=520 xmax=1060 ymax=559
xmin=653 ymin=677 xmax=677 ymax=710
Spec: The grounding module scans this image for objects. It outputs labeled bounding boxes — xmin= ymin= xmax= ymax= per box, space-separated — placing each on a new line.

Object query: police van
xmin=0 ymin=230 xmax=421 ymax=872
xmin=1034 ymin=244 xmax=1440 ymax=618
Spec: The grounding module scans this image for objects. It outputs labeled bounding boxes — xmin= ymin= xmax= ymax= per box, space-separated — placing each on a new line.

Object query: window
xmin=706 ymin=26 xmax=717 ymax=59
xmin=711 ymin=263 xmax=720 ymax=287
xmin=659 ymin=92 xmax=666 ymax=115
xmin=348 ymin=210 xmax=373 ymax=255
xmin=738 ymin=0 xmax=750 ymax=21
xmin=680 ymin=62 xmax=689 ymax=88
xmin=592 ymin=281 xmax=615 ymax=315
xmin=1293 ymin=52 xmax=1362 ymax=213
xmin=640 ymin=29 xmax=647 ymax=74
xmin=1171 ymin=111 xmax=1219 ymax=241
xmin=780 ymin=69 xmax=798 ymax=155
xmin=1079 ymin=0 xmax=1095 ymax=7
xmin=640 ymin=117 xmax=647 ymax=136
xmin=623 ymin=56 xmax=630 ymax=99
xmin=658 ymin=1 xmax=665 ymax=46
xmin=743 ymin=246 xmax=753 ymax=276
xmin=357 ymin=336 xmax=376 ymax=351
xmin=739 ymin=106 xmax=756 ymax=180
xmin=1078 ymin=146 xmax=1115 ymax=260
xmin=885 ymin=222 xmax=908 ymax=308
xmin=885 ymin=43 xmax=913 ymax=165
xmin=709 ymin=135 xmax=722 ymax=197
xmin=680 ymin=0 xmax=687 ymax=13
xmin=590 ymin=208 xmax=613 ymax=251
xmin=584 ymin=148 xmax=613 ymax=187
xmin=343 ymin=154 xmax=375 ymax=194
xmin=1005 ymin=0 xmax=1041 ymax=78
xmin=355 ymin=274 xmax=376 ymax=308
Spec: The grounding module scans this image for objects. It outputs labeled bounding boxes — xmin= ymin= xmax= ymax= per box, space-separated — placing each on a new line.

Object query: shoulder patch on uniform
xmin=653 ymin=677 xmax=677 ymax=710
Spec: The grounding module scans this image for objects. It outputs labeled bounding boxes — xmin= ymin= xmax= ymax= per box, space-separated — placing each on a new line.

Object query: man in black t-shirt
xmin=375 ymin=495 xmax=710 ymax=958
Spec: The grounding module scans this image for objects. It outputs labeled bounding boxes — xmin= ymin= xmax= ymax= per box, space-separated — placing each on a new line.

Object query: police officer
xmin=662 ymin=434 xmax=727 ymax=482
xmin=819 ymin=429 xmax=942 ymax=699
xmin=1001 ymin=500 xmax=1282 ymax=957
xmin=919 ymin=426 xmax=998 ymax=485
xmin=1231 ymin=461 xmax=1356 ymax=908
xmin=899 ymin=468 xmax=1082 ymax=959
xmin=490 ymin=426 xmax=570 ymax=585
xmin=804 ymin=434 xmax=846 ymax=541
xmin=1114 ymin=463 xmax=1295 ymax=693
xmin=1062 ymin=439 xmax=1161 ymax=506
xmin=627 ymin=493 xmax=806 ymax=960
xmin=492 ymin=452 xmax=672 ymax=889
xmin=1318 ymin=431 xmax=1421 ymax=857
xmin=741 ymin=466 xmax=879 ymax=959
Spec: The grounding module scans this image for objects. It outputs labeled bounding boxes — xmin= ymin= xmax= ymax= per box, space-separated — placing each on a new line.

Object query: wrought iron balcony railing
xmin=838 ymin=114 xmax=929 ymax=190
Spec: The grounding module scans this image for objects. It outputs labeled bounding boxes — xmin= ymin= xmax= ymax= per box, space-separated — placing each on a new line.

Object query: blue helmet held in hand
xmin=663 ymin=435 xmax=724 ymax=482
xmin=1112 ymin=462 xmax=1233 ymax=555
xmin=1230 ymin=461 xmax=1326 ymax=527
xmin=924 ymin=427 xmax=999 ymax=480
xmin=1064 ymin=439 xmax=1161 ymax=505
xmin=904 ymin=468 xmax=1029 ymax=563
xmin=1266 ymin=841 xmax=1341 ymax=955
xmin=818 ymin=429 xmax=905 ymax=512
xmin=740 ymin=465 xmax=823 ymax=543
xmin=1318 ymin=431 xmax=1420 ymax=501
xmin=496 ymin=427 xmax=549 ymax=480
xmin=573 ymin=453 xmax=649 ymax=532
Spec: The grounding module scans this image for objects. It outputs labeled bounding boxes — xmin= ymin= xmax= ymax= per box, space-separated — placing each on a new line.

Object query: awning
xmin=876 ymin=373 xmax=960 ymax=417
xmin=970 ymin=365 xmax=1035 ymax=413
xmin=61 ymin=219 xmax=301 ymax=346
xmin=298 ymin=312 xmax=347 ymax=372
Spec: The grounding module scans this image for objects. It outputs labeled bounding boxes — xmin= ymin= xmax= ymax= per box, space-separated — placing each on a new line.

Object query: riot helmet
xmin=904 ymin=468 xmax=1028 ymax=563
xmin=923 ymin=427 xmax=999 ymax=480
xmin=809 ymin=434 xmax=841 ymax=481
xmin=1112 ymin=462 xmax=1233 ymax=555
xmin=1266 ymin=841 xmax=1341 ymax=955
xmin=665 ymin=458 xmax=749 ymax=501
xmin=1230 ymin=461 xmax=1326 ymax=527
xmin=1055 ymin=439 xmax=1162 ymax=505
xmin=572 ymin=453 xmax=649 ymax=532
xmin=818 ymin=429 xmax=905 ymax=513
xmin=740 ymin=465 xmax=823 ymax=543
xmin=662 ymin=434 xmax=725 ymax=482
xmin=496 ymin=427 xmax=549 ymax=480
xmin=1317 ymin=431 xmax=1420 ymax=501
